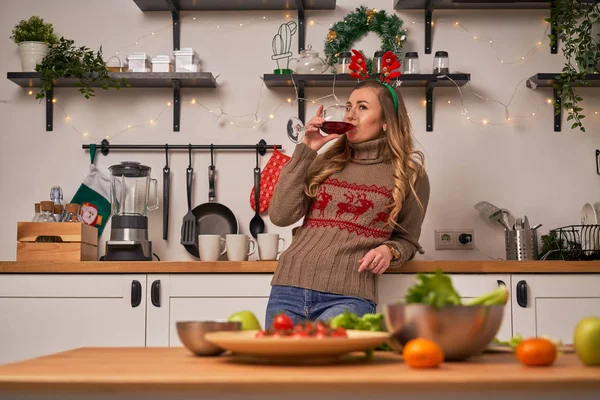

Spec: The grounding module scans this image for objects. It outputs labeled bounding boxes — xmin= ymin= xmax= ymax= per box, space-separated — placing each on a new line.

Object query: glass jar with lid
xmin=403 ymin=52 xmax=420 ymax=74
xmin=39 ymin=201 xmax=57 ymax=222
xmin=337 ymin=51 xmax=352 ymax=74
xmin=433 ymin=51 xmax=450 ymax=74
xmin=32 ymin=203 xmax=41 ymax=222
xmin=372 ymin=51 xmax=385 ymax=74
xmin=63 ymin=203 xmax=82 ymax=222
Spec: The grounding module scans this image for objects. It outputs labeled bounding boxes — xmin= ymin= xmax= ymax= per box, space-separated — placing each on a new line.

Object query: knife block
xmin=16 ymin=222 xmax=98 ymax=261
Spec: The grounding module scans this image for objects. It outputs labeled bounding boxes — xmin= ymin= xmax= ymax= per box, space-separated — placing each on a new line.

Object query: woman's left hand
xmin=358 ymin=245 xmax=392 ymax=275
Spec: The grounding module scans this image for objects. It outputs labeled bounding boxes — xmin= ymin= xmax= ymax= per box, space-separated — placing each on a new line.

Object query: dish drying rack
xmin=540 ymin=225 xmax=600 ymax=261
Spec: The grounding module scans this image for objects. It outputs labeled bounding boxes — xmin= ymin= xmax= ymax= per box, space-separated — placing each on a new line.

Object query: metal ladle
xmin=249 ymin=147 xmax=265 ymax=239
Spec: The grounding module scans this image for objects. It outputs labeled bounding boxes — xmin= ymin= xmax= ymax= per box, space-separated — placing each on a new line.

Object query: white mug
xmin=198 ymin=234 xmax=226 ymax=261
xmin=225 ymin=234 xmax=256 ymax=261
xmin=257 ymin=233 xmax=286 ymax=260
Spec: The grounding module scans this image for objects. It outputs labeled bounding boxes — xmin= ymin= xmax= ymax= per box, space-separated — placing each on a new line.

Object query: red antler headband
xmin=348 ymin=49 xmax=400 ymax=109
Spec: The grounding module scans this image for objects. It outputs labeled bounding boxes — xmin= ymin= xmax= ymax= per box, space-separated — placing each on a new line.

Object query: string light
xmin=28 ymin=13 xmax=571 ymax=140
xmin=27 ymin=90 xmax=33 ymax=95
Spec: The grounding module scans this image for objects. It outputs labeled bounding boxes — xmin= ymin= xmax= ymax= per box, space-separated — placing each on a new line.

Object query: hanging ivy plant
xmin=323 ymin=6 xmax=406 ymax=73
xmin=35 ymin=37 xmax=127 ymax=101
xmin=548 ymin=0 xmax=600 ymax=132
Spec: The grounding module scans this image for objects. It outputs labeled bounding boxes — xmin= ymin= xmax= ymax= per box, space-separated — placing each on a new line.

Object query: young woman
xmin=265 ymin=77 xmax=430 ymax=329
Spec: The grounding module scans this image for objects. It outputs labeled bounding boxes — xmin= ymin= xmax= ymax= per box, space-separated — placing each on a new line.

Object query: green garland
xmin=324 ymin=6 xmax=407 ymax=73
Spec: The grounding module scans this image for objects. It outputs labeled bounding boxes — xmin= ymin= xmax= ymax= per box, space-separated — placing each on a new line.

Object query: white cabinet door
xmin=146 ymin=274 xmax=273 ymax=347
xmin=512 ymin=274 xmax=600 ymax=344
xmin=0 ymin=274 xmax=147 ymax=365
xmin=378 ymin=274 xmax=512 ymax=341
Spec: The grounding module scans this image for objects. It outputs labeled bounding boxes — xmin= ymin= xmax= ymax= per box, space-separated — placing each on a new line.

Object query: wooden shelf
xmin=7 ymin=72 xmax=217 ymax=88
xmin=527 ymin=73 xmax=600 ymax=132
xmin=394 ymin=0 xmax=556 ymax=55
xmin=263 ymin=73 xmax=470 ymax=131
xmin=527 ymin=73 xmax=600 ymax=87
xmin=263 ymin=73 xmax=470 ymax=87
xmin=134 ymin=0 xmax=336 ymax=11
xmin=394 ymin=0 xmax=550 ymax=10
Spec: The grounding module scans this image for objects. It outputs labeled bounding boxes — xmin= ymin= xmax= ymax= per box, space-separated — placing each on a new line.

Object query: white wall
xmin=1 ymin=0 xmax=599 ymax=262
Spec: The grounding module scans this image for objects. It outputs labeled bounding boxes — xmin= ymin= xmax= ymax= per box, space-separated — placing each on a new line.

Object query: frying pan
xmin=184 ymin=146 xmax=238 ymax=258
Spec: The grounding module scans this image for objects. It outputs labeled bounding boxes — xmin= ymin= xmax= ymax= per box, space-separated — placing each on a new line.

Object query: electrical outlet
xmin=456 ymin=229 xmax=475 ymax=250
xmin=435 ymin=230 xmax=456 ymax=250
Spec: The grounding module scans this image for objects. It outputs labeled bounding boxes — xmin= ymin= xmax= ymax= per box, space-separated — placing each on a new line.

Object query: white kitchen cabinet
xmin=511 ymin=274 xmax=600 ymax=344
xmin=0 ymin=274 xmax=147 ymax=365
xmin=145 ymin=274 xmax=272 ymax=347
xmin=378 ymin=274 xmax=512 ymax=341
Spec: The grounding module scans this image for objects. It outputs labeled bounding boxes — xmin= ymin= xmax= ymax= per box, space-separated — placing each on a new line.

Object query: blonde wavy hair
xmin=305 ymin=80 xmax=426 ymax=229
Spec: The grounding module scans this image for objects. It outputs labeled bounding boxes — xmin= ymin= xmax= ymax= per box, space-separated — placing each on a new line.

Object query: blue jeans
xmin=265 ymin=285 xmax=377 ymax=330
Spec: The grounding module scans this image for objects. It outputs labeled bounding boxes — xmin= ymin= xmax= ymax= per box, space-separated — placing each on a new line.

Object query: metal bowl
xmin=383 ymin=303 xmax=505 ymax=361
xmin=176 ymin=321 xmax=242 ymax=356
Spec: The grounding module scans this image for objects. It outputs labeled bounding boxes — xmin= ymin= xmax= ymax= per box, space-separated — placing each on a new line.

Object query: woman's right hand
xmin=303 ymin=105 xmax=341 ymax=152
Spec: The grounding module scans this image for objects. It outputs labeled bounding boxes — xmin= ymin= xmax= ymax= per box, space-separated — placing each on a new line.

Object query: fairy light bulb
xmin=191 ymin=99 xmax=196 ymax=104
xmin=532 ymin=112 xmax=536 ymax=116
xmin=127 ymin=125 xmax=132 ymax=128
xmin=27 ymin=90 xmax=33 ymax=95
xmin=150 ymin=119 xmax=154 ymax=123
xmin=269 ymin=114 xmax=275 ymax=119
xmin=83 ymin=132 xmax=88 ymax=136
xmin=447 ymin=100 xmax=451 ymax=104
xmin=482 ymin=119 xmax=488 ymax=125
xmin=52 ymin=98 xmax=57 ymax=103
xmin=287 ymin=98 xmax=292 ymax=103
xmin=455 ymin=22 xmax=459 ymax=26
xmin=167 ymin=102 xmax=172 ymax=106
xmin=547 ymin=99 xmax=552 ymax=104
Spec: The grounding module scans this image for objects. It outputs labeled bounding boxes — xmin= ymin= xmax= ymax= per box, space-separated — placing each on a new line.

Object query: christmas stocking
xmin=250 ymin=148 xmax=291 ymax=213
xmin=70 ymin=164 xmax=112 ymax=237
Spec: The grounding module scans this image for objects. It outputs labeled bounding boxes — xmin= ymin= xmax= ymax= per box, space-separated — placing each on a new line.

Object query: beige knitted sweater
xmin=269 ymin=137 xmax=430 ymax=303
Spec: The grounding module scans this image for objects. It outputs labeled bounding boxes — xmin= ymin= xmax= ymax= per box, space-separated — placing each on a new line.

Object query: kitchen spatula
xmin=181 ymin=162 xmax=197 ymax=247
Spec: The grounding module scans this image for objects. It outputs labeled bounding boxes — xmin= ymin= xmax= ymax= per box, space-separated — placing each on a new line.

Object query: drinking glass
xmin=286 ymin=104 xmax=354 ymax=144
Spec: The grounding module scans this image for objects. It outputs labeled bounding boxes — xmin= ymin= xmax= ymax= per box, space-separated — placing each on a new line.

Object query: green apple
xmin=227 ymin=310 xmax=262 ymax=331
xmin=573 ymin=316 xmax=600 ymax=366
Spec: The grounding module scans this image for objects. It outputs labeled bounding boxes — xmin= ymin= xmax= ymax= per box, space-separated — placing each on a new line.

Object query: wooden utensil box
xmin=16 ymin=222 xmax=98 ymax=261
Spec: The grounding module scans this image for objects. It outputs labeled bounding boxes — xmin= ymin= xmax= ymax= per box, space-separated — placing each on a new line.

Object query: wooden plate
xmin=204 ymin=330 xmax=390 ymax=364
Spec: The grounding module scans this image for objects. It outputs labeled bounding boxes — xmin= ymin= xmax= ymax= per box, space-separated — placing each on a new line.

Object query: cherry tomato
xmin=292 ymin=331 xmax=309 ymax=338
xmin=331 ymin=327 xmax=348 ymax=338
xmin=272 ymin=314 xmax=294 ymax=331
xmin=255 ymin=330 xmax=268 ymax=338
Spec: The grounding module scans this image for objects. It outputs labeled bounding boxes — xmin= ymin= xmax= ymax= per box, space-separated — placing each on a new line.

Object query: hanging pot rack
xmin=83 ymin=139 xmax=280 ymax=157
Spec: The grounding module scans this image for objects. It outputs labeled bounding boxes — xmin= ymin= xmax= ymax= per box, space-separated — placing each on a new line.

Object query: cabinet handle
xmin=497 ymin=280 xmax=506 ymax=287
xmin=516 ymin=280 xmax=528 ymax=308
xmin=131 ymin=280 xmax=142 ymax=308
xmin=151 ymin=280 xmax=161 ymax=307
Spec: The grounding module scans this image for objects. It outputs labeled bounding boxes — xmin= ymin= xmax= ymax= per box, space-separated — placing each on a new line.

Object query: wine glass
xmin=286 ymin=104 xmax=355 ymax=144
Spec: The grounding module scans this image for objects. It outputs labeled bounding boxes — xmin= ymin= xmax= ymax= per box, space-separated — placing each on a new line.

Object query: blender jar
xmin=109 ymin=161 xmax=158 ymax=216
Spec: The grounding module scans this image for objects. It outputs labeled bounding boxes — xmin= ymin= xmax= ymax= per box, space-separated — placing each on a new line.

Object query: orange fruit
xmin=515 ymin=338 xmax=557 ymax=367
xmin=402 ymin=338 xmax=444 ymax=368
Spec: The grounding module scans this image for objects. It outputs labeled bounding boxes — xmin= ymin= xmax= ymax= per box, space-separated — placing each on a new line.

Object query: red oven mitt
xmin=250 ymin=147 xmax=291 ymax=213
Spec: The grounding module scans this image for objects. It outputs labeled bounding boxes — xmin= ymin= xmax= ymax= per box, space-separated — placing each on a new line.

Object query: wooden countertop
xmin=1 ymin=260 xmax=600 ymax=273
xmin=0 ymin=347 xmax=598 ymax=395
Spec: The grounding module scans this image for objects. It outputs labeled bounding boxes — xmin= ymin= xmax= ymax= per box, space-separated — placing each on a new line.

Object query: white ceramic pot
xmin=18 ymin=41 xmax=49 ymax=72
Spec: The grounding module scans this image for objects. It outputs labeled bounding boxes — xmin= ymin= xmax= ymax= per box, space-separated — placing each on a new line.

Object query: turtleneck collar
xmin=348 ymin=136 xmax=387 ymax=164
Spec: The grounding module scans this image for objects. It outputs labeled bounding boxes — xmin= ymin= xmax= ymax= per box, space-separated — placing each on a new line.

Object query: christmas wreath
xmin=324 ymin=6 xmax=407 ymax=73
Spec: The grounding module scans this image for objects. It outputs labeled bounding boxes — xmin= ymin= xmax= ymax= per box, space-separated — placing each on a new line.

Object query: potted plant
xmin=548 ymin=0 xmax=600 ymax=132
xmin=10 ymin=16 xmax=58 ymax=72
xmin=34 ymin=37 xmax=127 ymax=101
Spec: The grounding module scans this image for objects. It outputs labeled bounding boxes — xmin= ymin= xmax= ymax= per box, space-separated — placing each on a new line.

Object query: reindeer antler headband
xmin=348 ymin=49 xmax=400 ymax=109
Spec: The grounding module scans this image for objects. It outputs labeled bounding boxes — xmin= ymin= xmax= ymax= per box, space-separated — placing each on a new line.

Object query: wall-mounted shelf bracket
xmin=426 ymin=81 xmax=435 ymax=131
xmin=46 ymin=87 xmax=53 ymax=131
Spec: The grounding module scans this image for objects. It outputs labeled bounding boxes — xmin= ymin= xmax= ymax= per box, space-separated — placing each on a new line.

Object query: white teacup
xmin=198 ymin=234 xmax=226 ymax=261
xmin=225 ymin=234 xmax=256 ymax=261
xmin=257 ymin=233 xmax=286 ymax=260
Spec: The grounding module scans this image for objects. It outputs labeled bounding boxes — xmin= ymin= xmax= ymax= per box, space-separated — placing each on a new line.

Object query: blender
xmin=104 ymin=161 xmax=158 ymax=261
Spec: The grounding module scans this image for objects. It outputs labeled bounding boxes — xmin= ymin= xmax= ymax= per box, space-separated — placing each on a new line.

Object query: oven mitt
xmin=70 ymin=164 xmax=111 ymax=237
xmin=250 ymin=147 xmax=291 ymax=213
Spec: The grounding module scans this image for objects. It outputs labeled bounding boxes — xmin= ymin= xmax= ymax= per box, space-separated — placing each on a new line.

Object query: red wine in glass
xmin=321 ymin=121 xmax=354 ymax=135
